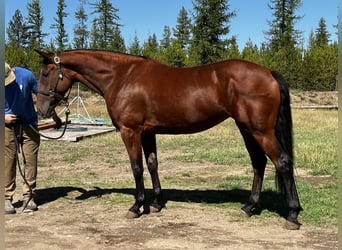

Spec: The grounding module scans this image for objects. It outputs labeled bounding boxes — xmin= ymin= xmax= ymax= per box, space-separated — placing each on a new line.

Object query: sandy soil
xmin=5 ymin=163 xmax=338 ymax=250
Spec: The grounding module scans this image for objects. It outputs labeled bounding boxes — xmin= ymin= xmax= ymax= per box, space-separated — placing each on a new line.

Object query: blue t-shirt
xmin=5 ymin=66 xmax=39 ymax=127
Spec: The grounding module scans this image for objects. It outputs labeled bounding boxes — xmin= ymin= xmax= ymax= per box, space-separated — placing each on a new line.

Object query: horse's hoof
xmin=284 ymin=220 xmax=301 ymax=230
xmin=126 ymin=210 xmax=140 ymax=219
xmin=150 ymin=205 xmax=162 ymax=213
xmin=240 ymin=207 xmax=252 ymax=217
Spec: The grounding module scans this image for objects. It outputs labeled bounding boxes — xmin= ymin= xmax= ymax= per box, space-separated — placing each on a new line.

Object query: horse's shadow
xmin=35 ymin=186 xmax=288 ymax=218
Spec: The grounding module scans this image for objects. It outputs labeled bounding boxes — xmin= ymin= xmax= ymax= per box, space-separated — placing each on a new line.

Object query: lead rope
xmin=12 ymin=125 xmax=33 ymax=212
xmin=13 ymin=109 xmax=70 ymax=212
xmin=29 ymin=108 xmax=70 ymax=140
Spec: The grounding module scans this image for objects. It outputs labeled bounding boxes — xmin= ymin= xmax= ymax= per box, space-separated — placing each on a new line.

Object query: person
xmin=4 ymin=62 xmax=40 ymax=214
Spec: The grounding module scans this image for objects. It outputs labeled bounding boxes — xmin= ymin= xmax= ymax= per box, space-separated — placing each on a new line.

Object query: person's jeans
xmin=4 ymin=125 xmax=40 ymax=200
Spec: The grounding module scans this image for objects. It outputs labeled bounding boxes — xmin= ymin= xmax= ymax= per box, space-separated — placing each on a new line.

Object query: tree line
xmin=5 ymin=0 xmax=338 ymax=91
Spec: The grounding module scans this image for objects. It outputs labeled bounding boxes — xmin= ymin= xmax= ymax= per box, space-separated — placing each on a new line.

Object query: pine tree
xmin=226 ymin=36 xmax=240 ymax=59
xmin=264 ymin=0 xmax=303 ymax=88
xmin=51 ymin=0 xmax=69 ymax=50
xmin=190 ymin=0 xmax=236 ymax=65
xmin=26 ymin=0 xmax=47 ymax=48
xmin=142 ymin=34 xmax=159 ymax=58
xmin=302 ymin=18 xmax=337 ymax=90
xmin=241 ymin=39 xmax=261 ymax=64
xmin=315 ymin=17 xmax=330 ymax=47
xmin=73 ymin=0 xmax=89 ymax=49
xmin=128 ymin=33 xmax=142 ymax=55
xmin=90 ymin=0 xmax=121 ymax=49
xmin=173 ymin=7 xmax=192 ymax=50
xmin=163 ymin=40 xmax=187 ymax=67
xmin=160 ymin=26 xmax=172 ymax=49
xmin=89 ymin=18 xmax=100 ymax=49
xmin=6 ymin=10 xmax=28 ymax=48
xmin=5 ymin=43 xmax=27 ymax=67
xmin=110 ymin=26 xmax=126 ymax=52
xmin=265 ymin=0 xmax=303 ymax=52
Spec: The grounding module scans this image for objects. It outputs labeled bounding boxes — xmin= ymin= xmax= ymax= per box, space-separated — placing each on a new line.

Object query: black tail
xmin=271 ymin=71 xmax=294 ymax=195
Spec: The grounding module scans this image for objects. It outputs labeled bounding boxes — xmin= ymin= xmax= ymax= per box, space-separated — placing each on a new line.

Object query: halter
xmin=34 ymin=53 xmax=71 ymax=140
xmin=38 ymin=53 xmax=71 ymax=106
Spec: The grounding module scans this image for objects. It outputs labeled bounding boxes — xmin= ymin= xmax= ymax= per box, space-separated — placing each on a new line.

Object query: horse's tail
xmin=271 ymin=70 xmax=293 ymax=195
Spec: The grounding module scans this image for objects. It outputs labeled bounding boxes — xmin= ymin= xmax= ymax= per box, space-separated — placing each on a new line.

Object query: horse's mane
xmin=62 ymin=49 xmax=158 ymax=62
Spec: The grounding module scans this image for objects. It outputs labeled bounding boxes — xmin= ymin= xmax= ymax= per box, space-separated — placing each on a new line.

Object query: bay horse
xmin=35 ymin=49 xmax=302 ymax=229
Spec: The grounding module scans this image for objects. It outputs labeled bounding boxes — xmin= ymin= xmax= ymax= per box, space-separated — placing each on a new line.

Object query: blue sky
xmin=5 ymin=0 xmax=338 ymax=49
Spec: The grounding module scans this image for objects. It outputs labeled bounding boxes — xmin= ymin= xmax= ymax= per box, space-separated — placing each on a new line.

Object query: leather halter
xmin=38 ymin=53 xmax=71 ymax=105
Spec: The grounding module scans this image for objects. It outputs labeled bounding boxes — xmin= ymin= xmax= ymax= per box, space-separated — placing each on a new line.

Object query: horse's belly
xmin=145 ymin=112 xmax=229 ymax=134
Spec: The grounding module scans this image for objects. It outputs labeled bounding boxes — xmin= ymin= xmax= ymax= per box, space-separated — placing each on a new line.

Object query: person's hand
xmin=5 ymin=114 xmax=18 ymax=124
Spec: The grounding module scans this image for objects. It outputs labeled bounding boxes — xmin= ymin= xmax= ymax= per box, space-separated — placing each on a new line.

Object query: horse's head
xmin=35 ymin=50 xmax=74 ymax=118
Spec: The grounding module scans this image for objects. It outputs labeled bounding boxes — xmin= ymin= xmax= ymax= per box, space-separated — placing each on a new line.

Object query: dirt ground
xmin=290 ymin=91 xmax=338 ymax=106
xmin=5 ymin=91 xmax=338 ymax=249
xmin=5 ymin=163 xmax=338 ymax=250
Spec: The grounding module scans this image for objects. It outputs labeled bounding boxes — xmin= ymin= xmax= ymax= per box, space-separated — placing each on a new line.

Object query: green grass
xmin=293 ymin=110 xmax=337 ymax=176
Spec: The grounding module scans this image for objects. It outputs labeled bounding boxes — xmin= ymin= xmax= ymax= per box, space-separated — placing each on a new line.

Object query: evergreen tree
xmin=26 ymin=0 xmax=47 ymax=48
xmin=160 ymin=25 xmax=172 ymax=49
xmin=5 ymin=43 xmax=27 ymax=67
xmin=302 ymin=43 xmax=337 ymax=91
xmin=46 ymin=39 xmax=57 ymax=52
xmin=6 ymin=10 xmax=28 ymax=48
xmin=163 ymin=40 xmax=187 ymax=67
xmin=302 ymin=18 xmax=337 ymax=90
xmin=128 ymin=33 xmax=142 ymax=55
xmin=89 ymin=18 xmax=100 ymax=48
xmin=241 ymin=39 xmax=261 ymax=64
xmin=307 ymin=29 xmax=315 ymax=49
xmin=73 ymin=0 xmax=89 ymax=49
xmin=173 ymin=7 xmax=192 ymax=50
xmin=110 ymin=26 xmax=126 ymax=52
xmin=190 ymin=0 xmax=236 ymax=65
xmin=226 ymin=36 xmax=240 ymax=59
xmin=259 ymin=42 xmax=273 ymax=67
xmin=90 ymin=0 xmax=121 ymax=49
xmin=51 ymin=0 xmax=69 ymax=50
xmin=264 ymin=0 xmax=303 ymax=88
xmin=142 ymin=34 xmax=159 ymax=58
xmin=315 ymin=17 xmax=330 ymax=47
xmin=265 ymin=0 xmax=303 ymax=52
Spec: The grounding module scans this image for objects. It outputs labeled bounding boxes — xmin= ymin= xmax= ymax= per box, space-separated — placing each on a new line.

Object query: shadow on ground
xmin=36 ymin=185 xmax=288 ymax=218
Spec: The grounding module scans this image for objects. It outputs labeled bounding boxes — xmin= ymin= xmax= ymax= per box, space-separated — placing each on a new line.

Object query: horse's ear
xmin=35 ymin=50 xmax=53 ymax=62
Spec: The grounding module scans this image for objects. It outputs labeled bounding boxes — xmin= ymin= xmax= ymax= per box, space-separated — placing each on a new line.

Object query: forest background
xmin=5 ymin=0 xmax=338 ymax=91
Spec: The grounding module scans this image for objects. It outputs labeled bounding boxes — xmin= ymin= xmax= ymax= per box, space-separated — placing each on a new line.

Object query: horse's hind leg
xmin=237 ymin=123 xmax=267 ymax=216
xmin=275 ymin=152 xmax=302 ymax=229
xmin=142 ymin=132 xmax=163 ymax=213
xmin=249 ymin=130 xmax=302 ymax=229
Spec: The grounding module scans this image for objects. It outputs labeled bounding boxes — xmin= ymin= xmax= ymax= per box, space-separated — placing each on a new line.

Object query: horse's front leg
xmin=120 ymin=127 xmax=145 ymax=218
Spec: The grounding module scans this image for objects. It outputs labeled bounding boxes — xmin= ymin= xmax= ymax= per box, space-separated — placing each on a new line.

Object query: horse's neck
xmin=65 ymin=51 xmax=139 ymax=96
xmin=68 ymin=55 xmax=109 ymax=95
